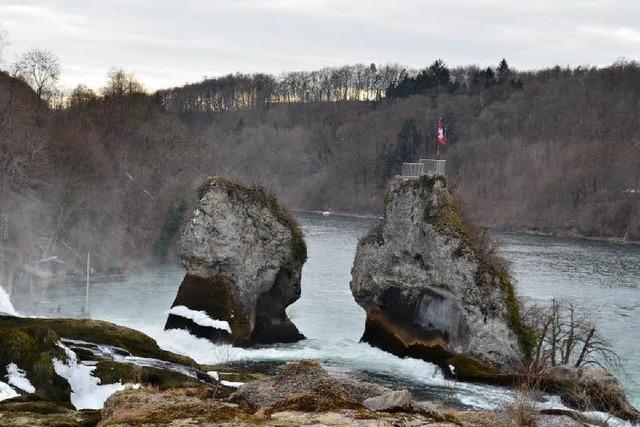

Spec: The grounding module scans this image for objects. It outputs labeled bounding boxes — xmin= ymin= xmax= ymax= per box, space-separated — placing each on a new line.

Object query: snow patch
xmin=52 ymin=342 xmax=137 ymax=410
xmin=168 ymin=305 xmax=231 ymax=333
xmin=0 ymin=381 xmax=18 ymax=401
xmin=5 ymin=363 xmax=35 ymax=393
xmin=207 ymin=371 xmax=219 ymax=380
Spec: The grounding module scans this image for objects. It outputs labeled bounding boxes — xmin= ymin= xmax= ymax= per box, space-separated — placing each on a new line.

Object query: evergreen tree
xmin=394 ymin=118 xmax=421 ymax=164
xmin=497 ymin=58 xmax=511 ymax=83
xmin=385 ymin=60 xmax=454 ymax=98
xmin=377 ymin=118 xmax=423 ymax=186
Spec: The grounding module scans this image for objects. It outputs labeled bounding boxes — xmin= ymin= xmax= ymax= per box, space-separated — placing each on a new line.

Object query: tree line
xmin=1 ymin=37 xmax=638 ymax=275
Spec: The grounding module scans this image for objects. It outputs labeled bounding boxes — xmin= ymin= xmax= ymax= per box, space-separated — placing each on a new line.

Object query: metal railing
xmin=402 ymin=159 xmax=446 ymax=178
xmin=401 ymin=162 xmax=424 ymax=178
xmin=419 ymin=159 xmax=446 ymax=177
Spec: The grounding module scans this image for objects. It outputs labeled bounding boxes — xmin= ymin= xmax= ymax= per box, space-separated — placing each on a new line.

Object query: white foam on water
xmin=470 ymin=392 xmax=635 ymax=427
xmin=141 ymin=325 xmax=638 ymax=421
xmin=52 ymin=342 xmax=136 ymax=410
xmin=61 ymin=338 xmax=201 ymax=380
xmin=5 ymin=363 xmax=35 ymax=393
xmin=146 ymin=326 xmax=441 ymax=379
xmin=580 ymin=411 xmax=634 ymax=427
xmin=0 ymin=381 xmax=19 ymax=401
xmin=167 ymin=305 xmax=231 ymax=332
xmin=140 ymin=325 xmax=528 ymax=410
xmin=0 ymin=287 xmax=17 ymax=316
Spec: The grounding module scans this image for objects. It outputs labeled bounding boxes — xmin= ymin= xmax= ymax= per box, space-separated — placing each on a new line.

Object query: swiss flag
xmin=437 ymin=120 xmax=447 ymax=145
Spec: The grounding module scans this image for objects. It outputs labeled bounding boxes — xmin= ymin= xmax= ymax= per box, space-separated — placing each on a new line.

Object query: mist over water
xmin=0 ymin=287 xmax=17 ymax=316
xmin=9 ymin=212 xmax=640 ymax=411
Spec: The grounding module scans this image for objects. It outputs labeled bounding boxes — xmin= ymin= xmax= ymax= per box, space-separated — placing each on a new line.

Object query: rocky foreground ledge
xmin=165 ymin=177 xmax=307 ymax=346
xmin=0 ymin=316 xmax=635 ymax=426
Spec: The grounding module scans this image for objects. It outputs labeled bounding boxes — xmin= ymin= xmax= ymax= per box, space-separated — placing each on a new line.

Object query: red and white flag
xmin=437 ymin=120 xmax=447 ymax=145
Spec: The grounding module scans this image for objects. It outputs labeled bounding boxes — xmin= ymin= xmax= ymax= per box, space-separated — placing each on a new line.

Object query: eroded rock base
xmin=165 ymin=273 xmax=304 ymax=346
xmin=361 ymin=308 xmax=517 ymax=385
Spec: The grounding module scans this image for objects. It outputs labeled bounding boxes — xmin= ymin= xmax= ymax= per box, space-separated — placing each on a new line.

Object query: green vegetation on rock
xmin=418 ymin=178 xmax=535 ymax=359
xmin=0 ymin=318 xmax=71 ymax=403
xmin=500 ymin=276 xmax=537 ymax=359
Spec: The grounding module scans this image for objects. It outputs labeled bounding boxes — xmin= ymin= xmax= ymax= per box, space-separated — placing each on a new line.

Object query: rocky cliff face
xmin=351 ymin=176 xmax=533 ymax=381
xmin=165 ymin=177 xmax=307 ymax=346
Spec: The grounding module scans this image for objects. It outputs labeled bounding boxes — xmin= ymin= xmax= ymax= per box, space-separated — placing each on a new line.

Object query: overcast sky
xmin=1 ymin=0 xmax=639 ymax=91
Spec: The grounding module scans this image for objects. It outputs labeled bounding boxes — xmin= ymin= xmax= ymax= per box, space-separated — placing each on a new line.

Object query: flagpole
xmin=437 ymin=117 xmax=441 ymax=159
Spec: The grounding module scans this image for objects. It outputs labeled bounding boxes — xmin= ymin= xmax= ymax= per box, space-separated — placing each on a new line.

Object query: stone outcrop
xmin=229 ymin=360 xmax=390 ymax=412
xmin=0 ymin=395 xmax=101 ymax=427
xmin=165 ymin=177 xmax=307 ymax=346
xmin=363 ymin=389 xmax=412 ymax=412
xmin=350 ymin=175 xmax=534 ymax=382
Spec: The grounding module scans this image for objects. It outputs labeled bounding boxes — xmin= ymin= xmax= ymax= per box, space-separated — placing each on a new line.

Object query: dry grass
xmin=502 ymin=391 xmax=539 ymax=427
xmin=98 ymin=386 xmax=252 ymax=426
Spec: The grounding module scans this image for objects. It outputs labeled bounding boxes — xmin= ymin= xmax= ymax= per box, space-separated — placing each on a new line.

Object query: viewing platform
xmin=402 ymin=159 xmax=446 ymax=179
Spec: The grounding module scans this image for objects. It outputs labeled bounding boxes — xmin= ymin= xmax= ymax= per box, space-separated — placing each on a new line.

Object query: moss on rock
xmin=0 ymin=315 xmax=197 ymax=368
xmin=0 ymin=395 xmax=101 ymax=426
xmin=0 ymin=315 xmax=202 ymax=404
xmin=0 ymin=319 xmax=71 ymax=403
xmin=417 ymin=177 xmax=535 ymax=360
xmin=499 ymin=276 xmax=536 ymax=359
xmin=93 ymin=360 xmax=204 ymax=390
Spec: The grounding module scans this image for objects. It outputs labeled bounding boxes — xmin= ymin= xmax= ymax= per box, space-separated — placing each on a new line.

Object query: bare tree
xmin=525 ymin=299 xmax=622 ymax=373
xmin=102 ymin=67 xmax=144 ymax=97
xmin=13 ymin=49 xmax=61 ymax=103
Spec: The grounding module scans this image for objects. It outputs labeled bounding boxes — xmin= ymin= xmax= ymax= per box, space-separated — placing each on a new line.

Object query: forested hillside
xmin=1 ymin=60 xmax=639 ymax=270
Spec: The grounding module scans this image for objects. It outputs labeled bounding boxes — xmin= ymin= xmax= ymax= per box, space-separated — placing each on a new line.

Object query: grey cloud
xmin=0 ymin=0 xmax=638 ymax=90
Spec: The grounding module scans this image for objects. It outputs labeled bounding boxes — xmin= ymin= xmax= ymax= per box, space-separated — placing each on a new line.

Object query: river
xmin=9 ymin=212 xmax=640 ymax=411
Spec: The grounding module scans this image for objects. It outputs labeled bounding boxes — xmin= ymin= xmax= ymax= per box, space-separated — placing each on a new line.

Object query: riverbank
xmin=497 ymin=228 xmax=640 ymax=246
xmin=294 ymin=208 xmax=639 ymax=246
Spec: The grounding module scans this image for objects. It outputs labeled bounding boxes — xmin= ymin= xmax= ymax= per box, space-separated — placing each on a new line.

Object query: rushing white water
xmin=0 ymin=286 xmax=17 ymax=316
xmin=0 ymin=381 xmax=18 ymax=402
xmin=5 ymin=363 xmax=35 ymax=394
xmin=52 ymin=342 xmax=130 ymax=410
xmin=11 ymin=212 xmax=640 ymax=414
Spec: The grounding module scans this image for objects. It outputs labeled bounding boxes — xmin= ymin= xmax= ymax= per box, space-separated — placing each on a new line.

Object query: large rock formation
xmin=350 ymin=175 xmax=534 ymax=382
xmin=165 ymin=177 xmax=307 ymax=346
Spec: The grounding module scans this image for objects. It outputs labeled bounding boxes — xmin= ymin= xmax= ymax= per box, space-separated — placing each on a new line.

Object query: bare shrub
xmin=502 ymin=391 xmax=538 ymax=427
